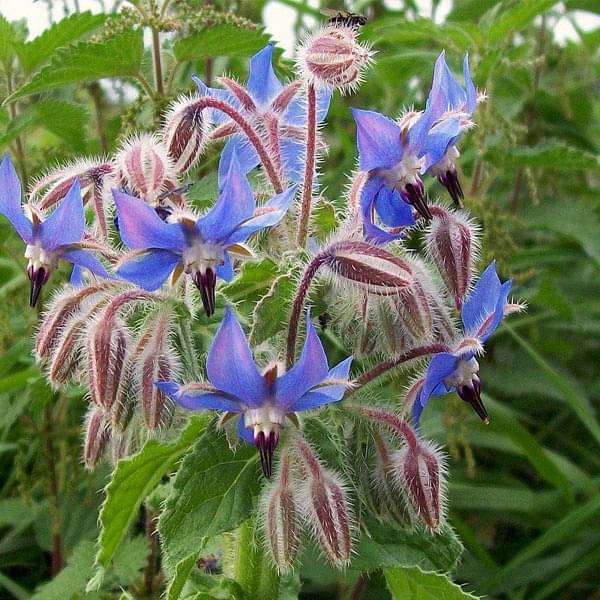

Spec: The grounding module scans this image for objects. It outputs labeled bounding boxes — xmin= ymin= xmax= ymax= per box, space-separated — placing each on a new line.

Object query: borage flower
xmin=352 ymin=107 xmax=435 ymax=243
xmin=412 ymin=261 xmax=522 ymax=426
xmin=0 ymin=155 xmax=111 ymax=306
xmin=194 ymin=43 xmax=331 ymax=185
xmin=422 ymin=51 xmax=480 ymax=207
xmin=114 ymin=152 xmax=295 ymax=315
xmin=157 ymin=308 xmax=352 ymax=477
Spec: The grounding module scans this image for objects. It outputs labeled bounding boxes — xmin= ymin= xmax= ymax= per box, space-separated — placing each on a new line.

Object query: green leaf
xmin=350 ymin=518 xmax=463 ymax=573
xmin=222 ymin=258 xmax=280 ymax=309
xmin=166 ymin=553 xmax=199 ymax=600
xmin=484 ymin=142 xmax=600 ymax=173
xmin=0 ymin=14 xmax=18 ymax=68
xmin=16 ymin=11 xmax=106 ymax=74
xmin=174 ymin=24 xmax=271 ymax=62
xmin=96 ymin=416 xmax=207 ymax=569
xmin=385 ymin=566 xmax=478 ymax=599
xmin=5 ymin=29 xmax=144 ymax=103
xmin=488 ymin=0 xmax=558 ymax=44
xmin=158 ymin=428 xmax=261 ymax=567
xmin=250 ymin=270 xmax=295 ymax=345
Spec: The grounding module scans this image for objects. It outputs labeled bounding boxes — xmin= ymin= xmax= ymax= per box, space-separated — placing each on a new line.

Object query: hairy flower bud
xmin=261 ymin=455 xmax=301 ymax=572
xmin=296 ymin=438 xmax=353 ymax=566
xmin=162 ymin=94 xmax=207 ymax=175
xmin=393 ymin=439 xmax=446 ymax=532
xmin=84 ymin=406 xmax=111 ymax=470
xmin=115 ymin=133 xmax=175 ymax=203
xmin=87 ymin=315 xmax=130 ymax=410
xmin=298 ymin=26 xmax=372 ymax=94
xmin=426 ymin=207 xmax=479 ymax=310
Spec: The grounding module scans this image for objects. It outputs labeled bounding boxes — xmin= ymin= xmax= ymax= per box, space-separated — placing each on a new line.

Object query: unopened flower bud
xmin=296 ymin=438 xmax=353 ymax=566
xmin=298 ymin=26 xmax=372 ymax=94
xmin=162 ymin=94 xmax=207 ymax=175
xmin=84 ymin=406 xmax=110 ymax=470
xmin=261 ymin=455 xmax=301 ymax=572
xmin=426 ymin=207 xmax=479 ymax=310
xmin=87 ymin=315 xmax=130 ymax=410
xmin=115 ymin=133 xmax=175 ymax=203
xmin=393 ymin=439 xmax=446 ymax=532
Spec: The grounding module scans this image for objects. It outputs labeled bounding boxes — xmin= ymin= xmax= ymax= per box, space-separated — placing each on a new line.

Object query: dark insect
xmin=322 ymin=8 xmax=367 ymax=29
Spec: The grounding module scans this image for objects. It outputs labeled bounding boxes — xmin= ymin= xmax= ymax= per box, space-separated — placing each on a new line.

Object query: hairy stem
xmin=144 ymin=508 xmax=160 ymax=594
xmin=87 ymin=82 xmax=108 ymax=153
xmin=135 ymin=73 xmax=157 ymax=100
xmin=285 ymin=252 xmax=329 ymax=369
xmin=349 ymin=343 xmax=450 ymax=393
xmin=296 ymin=82 xmax=317 ymax=247
xmin=151 ymin=27 xmax=164 ymax=96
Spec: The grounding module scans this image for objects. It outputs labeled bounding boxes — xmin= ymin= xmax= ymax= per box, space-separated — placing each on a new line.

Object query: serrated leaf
xmin=96 ymin=416 xmax=207 ymax=569
xmin=174 ymin=24 xmax=271 ymax=62
xmin=250 ymin=270 xmax=295 ymax=345
xmin=16 ymin=11 xmax=106 ymax=74
xmin=0 ymin=14 xmax=19 ymax=67
xmin=484 ymin=142 xmax=600 ymax=172
xmin=222 ymin=258 xmax=280 ymax=308
xmin=385 ymin=566 xmax=478 ymax=599
xmin=488 ymin=0 xmax=558 ymax=44
xmin=166 ymin=552 xmax=199 ymax=600
xmin=5 ymin=29 xmax=144 ymax=103
xmin=158 ymin=428 xmax=261 ymax=567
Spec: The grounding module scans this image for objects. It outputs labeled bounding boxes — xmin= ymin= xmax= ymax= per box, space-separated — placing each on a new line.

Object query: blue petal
xmin=192 ymin=75 xmax=238 ymax=126
xmin=360 ymin=175 xmax=404 ymax=245
xmin=286 ymin=87 xmax=332 ymax=126
xmin=0 ymin=154 xmax=33 ymax=243
xmin=352 ymin=108 xmax=403 ymax=172
xmin=461 ymin=261 xmax=502 ymax=334
xmin=116 ymin=249 xmax=180 ymax=291
xmin=216 ymin=251 xmax=234 ymax=282
xmin=280 ymin=139 xmax=305 ymax=184
xmin=223 ymin=186 xmax=296 ymax=245
xmin=426 ymin=51 xmax=450 ymax=120
xmin=274 ymin=312 xmax=329 ymax=409
xmin=423 ymin=115 xmax=462 ymax=171
xmin=198 ymin=150 xmax=255 ymax=243
xmin=478 ymin=279 xmax=512 ymax=342
xmin=374 ymin=186 xmax=416 ymax=227
xmin=70 ymin=265 xmax=84 ymax=287
xmin=217 ymin=136 xmax=260 ymax=190
xmin=156 ymin=381 xmax=242 ymax=412
xmin=415 ymin=352 xmax=459 ymax=426
xmin=113 ymin=190 xmax=186 ymax=251
xmin=407 ymin=107 xmax=436 ymax=156
xmin=237 ymin=413 xmax=255 ymax=444
xmin=246 ymin=43 xmax=283 ymax=106
xmin=39 ymin=180 xmax=84 ymax=251
xmin=60 ymin=248 xmax=111 ymax=279
xmin=206 ymin=307 xmax=267 ymax=408
xmin=464 ymin=54 xmax=477 ymax=114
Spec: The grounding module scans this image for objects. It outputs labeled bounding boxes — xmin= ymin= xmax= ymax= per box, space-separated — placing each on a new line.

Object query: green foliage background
xmin=0 ymin=0 xmax=599 ymax=598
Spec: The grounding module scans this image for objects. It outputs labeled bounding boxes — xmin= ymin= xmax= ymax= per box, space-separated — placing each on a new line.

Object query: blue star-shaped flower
xmin=194 ymin=43 xmax=331 ymax=186
xmin=0 ymin=154 xmax=111 ymax=306
xmin=157 ymin=307 xmax=352 ymax=477
xmin=422 ymin=51 xmax=478 ymax=206
xmin=412 ymin=261 xmax=513 ymax=427
xmin=114 ymin=151 xmax=295 ymax=315
xmin=352 ymin=107 xmax=434 ymax=244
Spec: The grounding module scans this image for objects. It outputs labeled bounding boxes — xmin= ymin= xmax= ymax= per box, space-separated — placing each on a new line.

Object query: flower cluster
xmin=0 ymin=19 xmax=522 ymax=571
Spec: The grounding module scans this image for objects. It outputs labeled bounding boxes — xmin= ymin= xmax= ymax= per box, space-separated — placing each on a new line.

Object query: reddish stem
xmin=296 ymin=82 xmax=317 ymax=247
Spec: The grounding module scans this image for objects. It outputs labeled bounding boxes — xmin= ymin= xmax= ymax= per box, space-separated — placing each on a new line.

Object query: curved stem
xmin=296 ymin=82 xmax=317 ymax=247
xmin=193 ymin=97 xmax=284 ymax=193
xmin=285 ymin=252 xmax=329 ymax=369
xmin=348 ymin=343 xmax=450 ymax=394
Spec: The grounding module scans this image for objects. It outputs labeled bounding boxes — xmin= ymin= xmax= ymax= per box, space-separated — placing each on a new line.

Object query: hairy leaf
xmin=385 ymin=566 xmax=478 ymax=599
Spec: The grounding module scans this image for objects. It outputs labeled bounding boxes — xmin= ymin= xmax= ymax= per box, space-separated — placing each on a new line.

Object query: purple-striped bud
xmin=116 ymin=133 xmax=175 ymax=203
xmin=426 ymin=207 xmax=479 ymax=310
xmin=261 ymin=455 xmax=301 ymax=572
xmin=87 ymin=314 xmax=130 ymax=410
xmin=297 ymin=26 xmax=372 ymax=94
xmin=393 ymin=439 xmax=446 ymax=532
xmin=83 ymin=406 xmax=111 ymax=470
xmin=321 ymin=240 xmax=412 ymax=295
xmin=296 ymin=438 xmax=353 ymax=567
xmin=162 ymin=94 xmax=207 ymax=175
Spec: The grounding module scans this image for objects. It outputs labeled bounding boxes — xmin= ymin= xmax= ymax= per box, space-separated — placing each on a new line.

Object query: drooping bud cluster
xmin=297 ymin=25 xmax=373 ymax=94
xmin=426 ymin=206 xmax=480 ymax=310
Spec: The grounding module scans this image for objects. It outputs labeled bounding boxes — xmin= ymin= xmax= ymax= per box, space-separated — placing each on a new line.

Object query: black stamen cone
xmin=457 ymin=379 xmax=489 ymax=424
xmin=255 ymin=430 xmax=279 ymax=478
xmin=29 ymin=267 xmax=48 ymax=308
xmin=438 ymin=169 xmax=464 ymax=208
xmin=405 ymin=182 xmax=432 ymax=220
xmin=193 ymin=268 xmax=217 ymax=316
